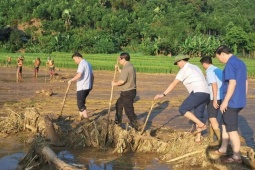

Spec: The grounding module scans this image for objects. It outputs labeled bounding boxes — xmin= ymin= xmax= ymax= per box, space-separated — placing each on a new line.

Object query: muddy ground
xmin=0 ymin=65 xmax=255 ymax=168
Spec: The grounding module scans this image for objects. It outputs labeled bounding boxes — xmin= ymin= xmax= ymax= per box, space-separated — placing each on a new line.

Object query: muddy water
xmin=55 ymin=148 xmax=173 ymax=170
xmin=0 ymin=141 xmax=173 ymax=170
xmin=0 ymin=137 xmax=28 ymax=170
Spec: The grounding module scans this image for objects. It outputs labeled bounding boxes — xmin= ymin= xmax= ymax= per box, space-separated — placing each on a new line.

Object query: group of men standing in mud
xmin=7 ymin=55 xmax=55 ymax=82
xmin=68 ymin=45 xmax=247 ymax=165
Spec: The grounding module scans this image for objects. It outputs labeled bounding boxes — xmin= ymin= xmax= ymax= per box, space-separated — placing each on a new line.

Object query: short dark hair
xmin=72 ymin=52 xmax=83 ymax=58
xmin=200 ymin=56 xmax=212 ymax=64
xmin=215 ymin=45 xmax=232 ymax=55
xmin=120 ymin=52 xmax=130 ymax=61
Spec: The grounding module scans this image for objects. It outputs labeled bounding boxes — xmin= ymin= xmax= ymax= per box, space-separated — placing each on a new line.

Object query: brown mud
xmin=0 ymin=65 xmax=255 ymax=169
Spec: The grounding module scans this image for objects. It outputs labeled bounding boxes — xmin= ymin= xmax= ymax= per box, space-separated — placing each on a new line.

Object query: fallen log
xmin=17 ymin=138 xmax=86 ymax=170
xmin=42 ymin=146 xmax=82 ymax=170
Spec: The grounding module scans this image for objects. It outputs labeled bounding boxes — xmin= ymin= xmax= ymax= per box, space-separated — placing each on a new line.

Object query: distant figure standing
xmin=68 ymin=52 xmax=94 ymax=122
xmin=33 ymin=58 xmax=41 ymax=79
xmin=46 ymin=57 xmax=55 ymax=81
xmin=6 ymin=56 xmax=11 ymax=67
xmin=17 ymin=56 xmax=24 ymax=82
xmin=200 ymin=56 xmax=223 ymax=146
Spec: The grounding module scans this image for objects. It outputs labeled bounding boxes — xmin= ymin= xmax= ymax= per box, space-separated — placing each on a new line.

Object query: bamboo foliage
xmin=180 ymin=34 xmax=221 ymax=57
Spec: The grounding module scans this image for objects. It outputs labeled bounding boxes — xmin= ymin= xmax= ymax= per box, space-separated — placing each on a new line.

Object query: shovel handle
xmin=59 ymin=83 xmax=71 ymax=116
xmin=105 ymin=58 xmax=119 ymax=146
xmin=140 ymin=100 xmax=156 ymax=135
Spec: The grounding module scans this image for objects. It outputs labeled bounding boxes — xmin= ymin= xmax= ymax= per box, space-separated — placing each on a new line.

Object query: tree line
xmin=0 ymin=0 xmax=255 ymax=58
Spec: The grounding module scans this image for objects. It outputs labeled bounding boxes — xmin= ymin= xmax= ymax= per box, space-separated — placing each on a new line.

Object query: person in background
xmin=17 ymin=56 xmax=24 ymax=82
xmin=68 ymin=52 xmax=94 ymax=122
xmin=200 ymin=56 xmax=223 ymax=146
xmin=112 ymin=52 xmax=141 ymax=131
xmin=46 ymin=57 xmax=55 ymax=81
xmin=6 ymin=56 xmax=11 ymax=67
xmin=154 ymin=54 xmax=210 ymax=143
xmin=33 ymin=57 xmax=41 ymax=79
xmin=212 ymin=45 xmax=248 ymax=164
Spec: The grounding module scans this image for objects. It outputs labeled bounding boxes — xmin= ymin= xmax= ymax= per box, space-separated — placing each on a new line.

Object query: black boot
xmin=114 ymin=112 xmax=122 ymax=125
xmin=131 ymin=120 xmax=142 ymax=131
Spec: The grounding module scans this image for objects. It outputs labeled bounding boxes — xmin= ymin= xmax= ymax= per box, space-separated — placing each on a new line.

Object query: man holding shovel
xmin=112 ymin=52 xmax=141 ymax=130
xmin=68 ymin=52 xmax=94 ymax=122
xmin=154 ymin=54 xmax=210 ymax=143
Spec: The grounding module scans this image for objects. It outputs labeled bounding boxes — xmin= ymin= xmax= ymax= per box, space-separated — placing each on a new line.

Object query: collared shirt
xmin=222 ymin=55 xmax=247 ymax=108
xmin=76 ymin=59 xmax=93 ymax=91
xmin=206 ymin=65 xmax=223 ymax=100
xmin=176 ymin=63 xmax=209 ymax=93
xmin=119 ymin=61 xmax=136 ymax=91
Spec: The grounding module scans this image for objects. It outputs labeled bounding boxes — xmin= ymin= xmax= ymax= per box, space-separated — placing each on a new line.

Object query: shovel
xmin=140 ymin=100 xmax=156 ymax=135
xmin=59 ymin=83 xmax=71 ymax=118
xmin=105 ymin=58 xmax=118 ymax=146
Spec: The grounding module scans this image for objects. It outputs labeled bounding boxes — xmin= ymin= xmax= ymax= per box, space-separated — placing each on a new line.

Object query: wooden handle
xmin=140 ymin=100 xmax=156 ymax=135
xmin=59 ymin=83 xmax=71 ymax=116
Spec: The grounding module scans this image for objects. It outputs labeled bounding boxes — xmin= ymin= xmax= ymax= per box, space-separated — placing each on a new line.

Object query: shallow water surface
xmin=0 ymin=137 xmax=172 ymax=170
xmin=0 ymin=137 xmax=28 ymax=170
xmin=56 ymin=148 xmax=173 ymax=170
xmin=0 ymin=152 xmax=25 ymax=170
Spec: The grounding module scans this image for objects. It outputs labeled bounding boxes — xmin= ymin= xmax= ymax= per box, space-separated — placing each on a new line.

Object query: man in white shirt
xmin=68 ymin=52 xmax=94 ymax=122
xmin=154 ymin=54 xmax=210 ymax=143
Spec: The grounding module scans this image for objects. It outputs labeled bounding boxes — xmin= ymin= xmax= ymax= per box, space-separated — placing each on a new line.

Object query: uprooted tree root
xmin=0 ymin=106 xmax=253 ymax=170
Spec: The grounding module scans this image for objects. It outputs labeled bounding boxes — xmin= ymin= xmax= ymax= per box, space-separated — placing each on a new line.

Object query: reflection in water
xmin=0 ymin=137 xmax=28 ymax=170
xmin=0 ymin=147 xmax=172 ymax=170
xmin=56 ymin=148 xmax=173 ymax=170
xmin=0 ymin=152 xmax=25 ymax=170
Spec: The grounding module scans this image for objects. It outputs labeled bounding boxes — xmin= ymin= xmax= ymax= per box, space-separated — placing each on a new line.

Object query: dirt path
xmin=0 ymin=66 xmax=255 ymax=147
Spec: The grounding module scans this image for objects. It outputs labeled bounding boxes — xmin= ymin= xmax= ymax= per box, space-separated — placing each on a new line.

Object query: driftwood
xmin=42 ymin=146 xmax=82 ymax=170
xmin=166 ymin=150 xmax=204 ymax=163
xmin=18 ymin=141 xmax=84 ymax=170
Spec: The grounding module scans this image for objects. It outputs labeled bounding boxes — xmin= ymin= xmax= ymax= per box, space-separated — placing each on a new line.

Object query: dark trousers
xmin=179 ymin=92 xmax=210 ymax=123
xmin=115 ymin=89 xmax=137 ymax=124
xmin=77 ymin=89 xmax=91 ymax=112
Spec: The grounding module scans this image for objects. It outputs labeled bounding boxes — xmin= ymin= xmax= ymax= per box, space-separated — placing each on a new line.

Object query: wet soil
xmin=0 ymin=65 xmax=255 ymax=169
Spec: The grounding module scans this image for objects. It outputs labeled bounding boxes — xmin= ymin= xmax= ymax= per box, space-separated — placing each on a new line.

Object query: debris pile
xmin=0 ymin=106 xmax=253 ymax=170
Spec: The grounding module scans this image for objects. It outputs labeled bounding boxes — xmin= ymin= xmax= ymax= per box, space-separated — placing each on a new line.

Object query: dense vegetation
xmin=0 ymin=0 xmax=255 ymax=58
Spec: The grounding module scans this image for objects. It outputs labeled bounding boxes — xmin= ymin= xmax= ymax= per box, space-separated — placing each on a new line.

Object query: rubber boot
xmin=209 ymin=125 xmax=215 ymax=142
xmin=209 ymin=129 xmax=221 ymax=147
xmin=114 ymin=112 xmax=122 ymax=125
xmin=131 ymin=120 xmax=142 ymax=131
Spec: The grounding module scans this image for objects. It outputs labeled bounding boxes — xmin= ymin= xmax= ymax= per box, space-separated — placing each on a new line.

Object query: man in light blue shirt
xmin=200 ymin=56 xmax=223 ymax=147
xmin=68 ymin=52 xmax=94 ymax=122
